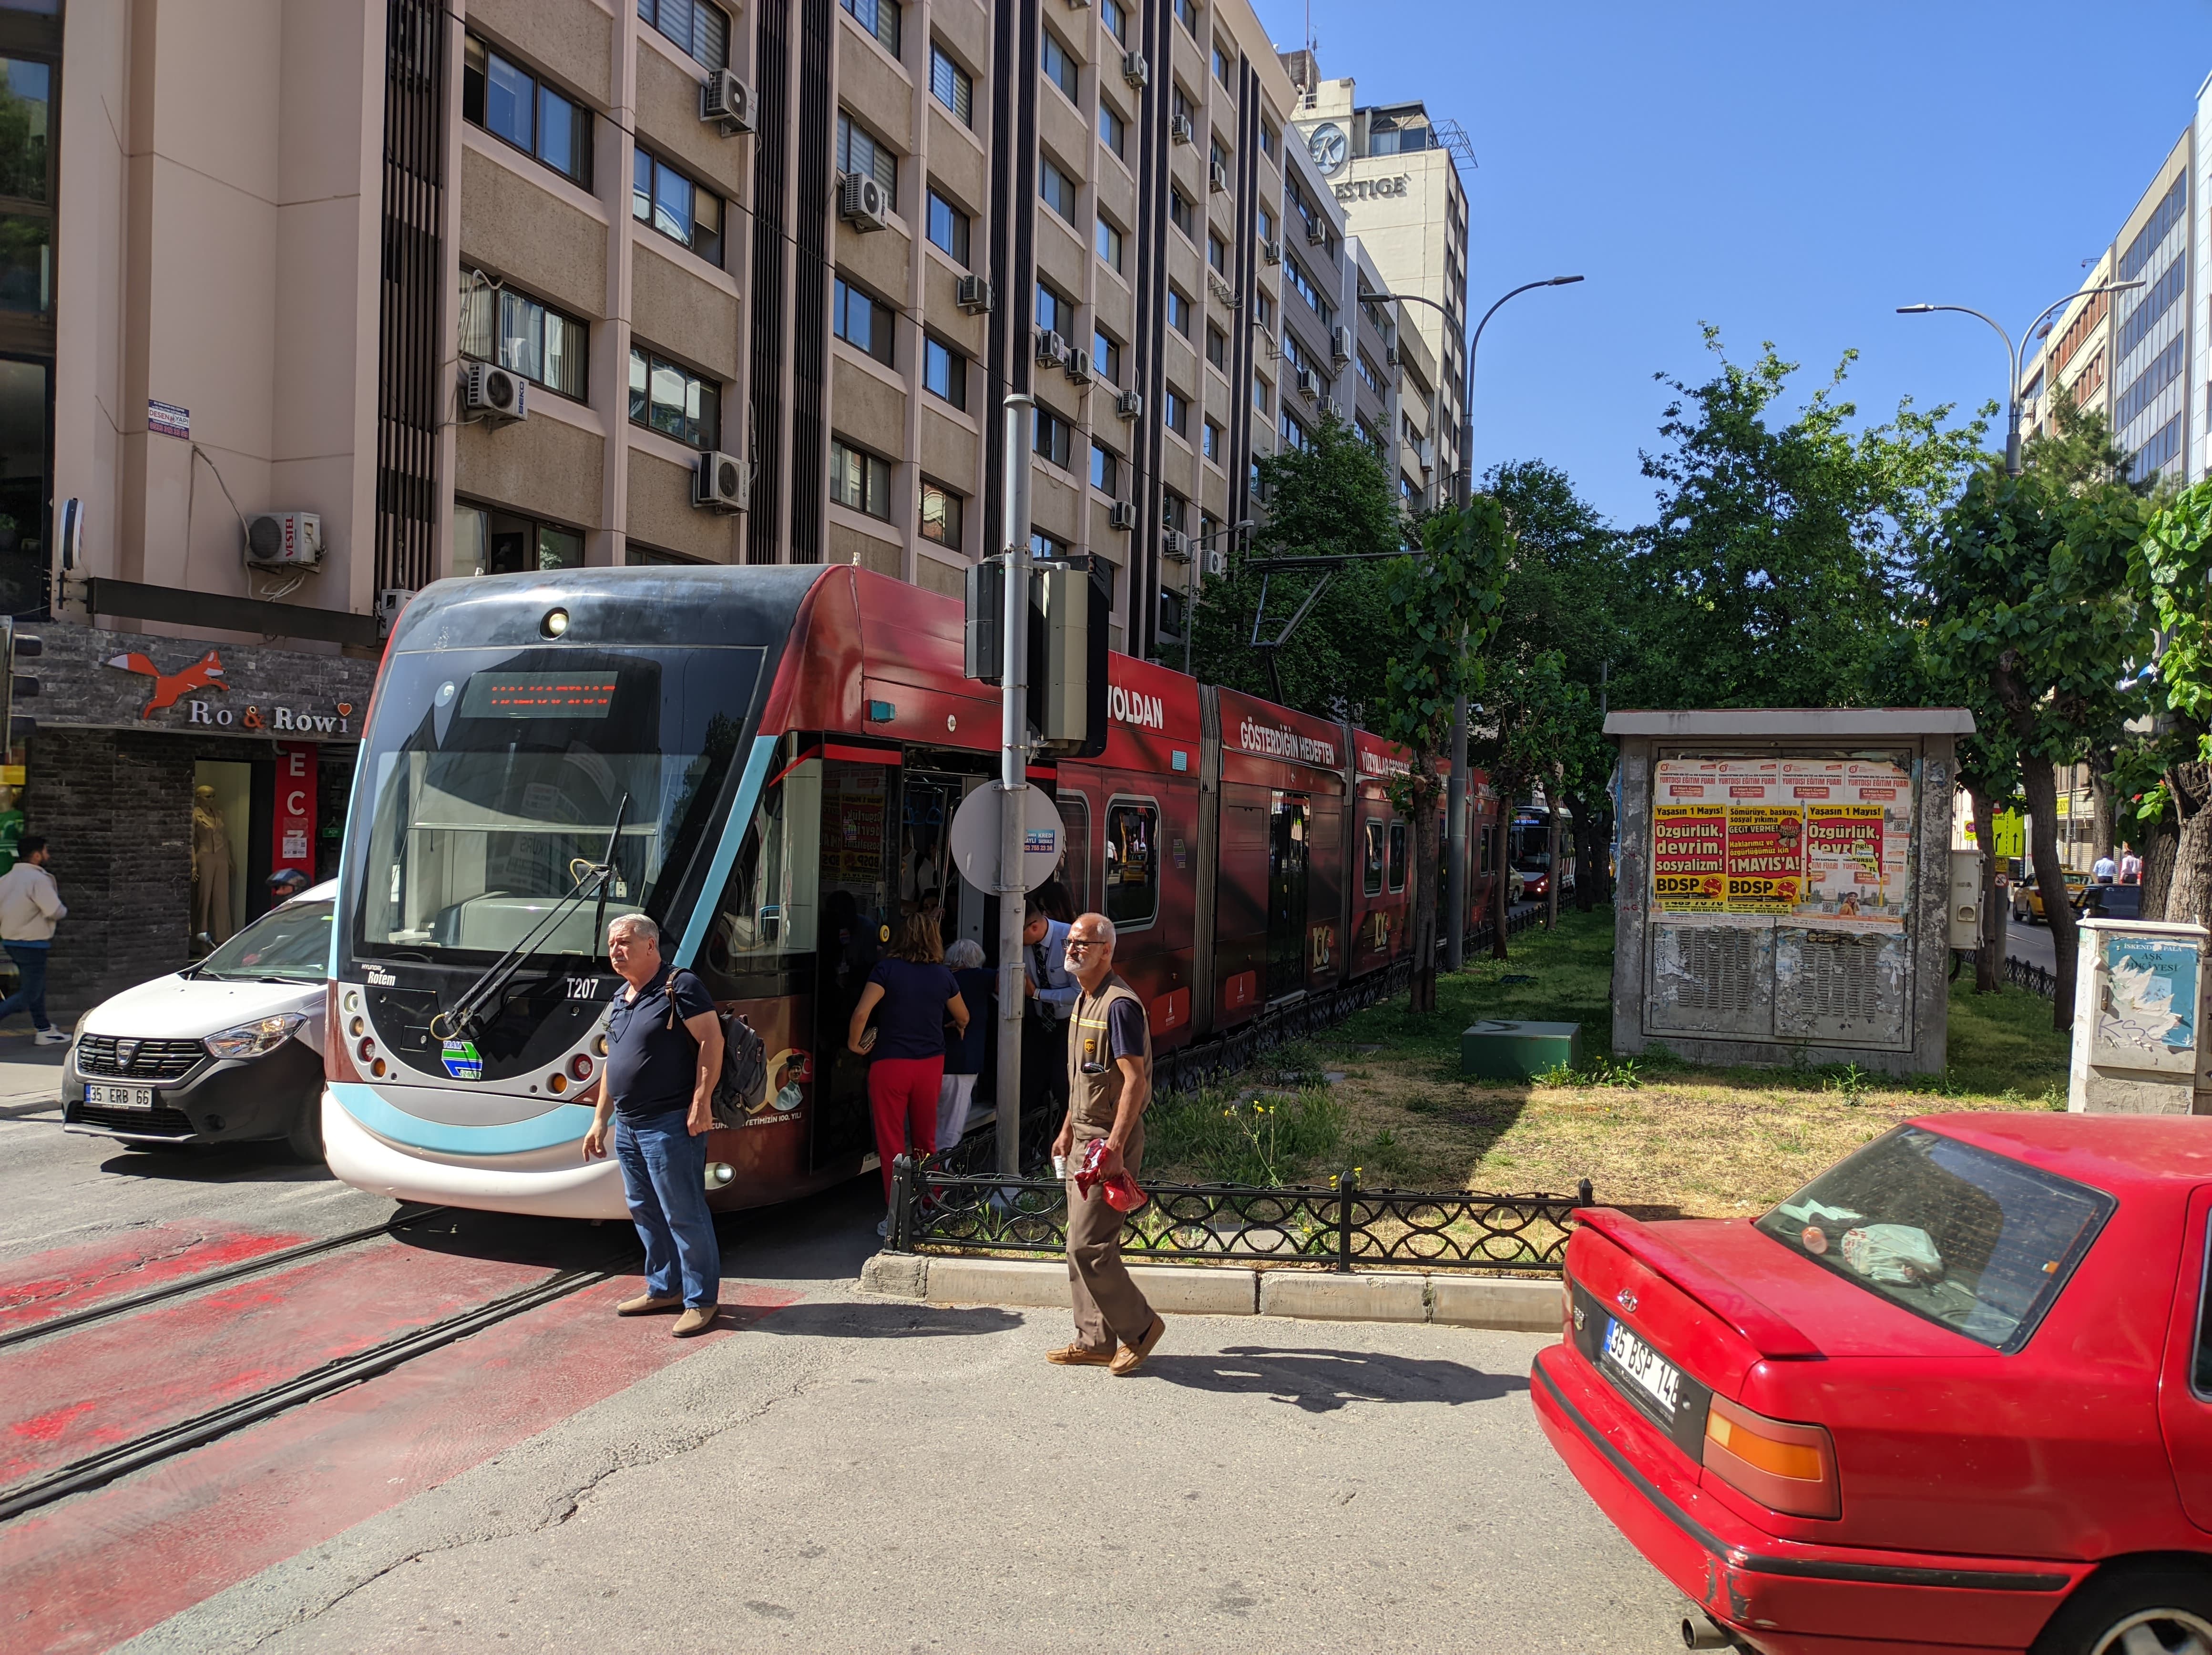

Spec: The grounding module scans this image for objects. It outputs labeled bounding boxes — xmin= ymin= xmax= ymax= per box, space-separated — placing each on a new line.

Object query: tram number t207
xmin=566 ymin=977 xmax=599 ymax=1000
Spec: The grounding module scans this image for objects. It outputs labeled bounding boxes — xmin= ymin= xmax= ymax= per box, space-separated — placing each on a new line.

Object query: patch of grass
xmin=1147 ymin=1083 xmax=1349 ymax=1185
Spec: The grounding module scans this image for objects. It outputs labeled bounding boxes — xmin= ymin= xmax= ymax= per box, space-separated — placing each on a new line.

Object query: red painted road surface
xmin=0 ymin=1226 xmax=307 ymax=1336
xmin=0 ymin=1232 xmax=802 ymax=1655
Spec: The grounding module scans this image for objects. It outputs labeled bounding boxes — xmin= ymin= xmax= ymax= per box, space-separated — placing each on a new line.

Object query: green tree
xmin=1378 ymin=498 xmax=1513 ymax=1011
xmin=2128 ymin=483 xmax=2212 ymax=924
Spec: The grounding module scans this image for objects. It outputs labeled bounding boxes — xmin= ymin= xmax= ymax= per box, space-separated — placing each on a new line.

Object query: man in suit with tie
xmin=1022 ymin=901 xmax=1078 ymax=1121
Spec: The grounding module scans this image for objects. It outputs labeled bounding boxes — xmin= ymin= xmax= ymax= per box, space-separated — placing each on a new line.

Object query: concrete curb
xmin=857 ymin=1251 xmax=1560 ymax=1333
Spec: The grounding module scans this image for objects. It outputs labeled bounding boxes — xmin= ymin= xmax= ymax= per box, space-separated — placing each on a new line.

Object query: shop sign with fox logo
xmin=44 ymin=623 xmax=378 ymax=738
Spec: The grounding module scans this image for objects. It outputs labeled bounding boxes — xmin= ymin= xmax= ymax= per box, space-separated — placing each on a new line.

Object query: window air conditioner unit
xmin=1169 ymin=113 xmax=1194 ymax=145
xmin=1305 ymin=217 xmax=1326 ymax=244
xmin=1160 ymin=529 xmax=1189 ymax=561
xmin=461 ymin=360 xmax=528 ymax=423
xmin=1201 ymin=545 xmax=1229 ymax=579
xmin=1066 ymin=0 xmax=1091 ymax=7
xmin=839 ymin=173 xmax=891 ymax=232
xmin=1065 ymin=348 xmax=1093 ymax=385
xmin=1331 ymin=325 xmax=1352 ymax=363
xmin=243 ymin=511 xmax=324 ymax=570
xmin=1208 ymin=160 xmax=1229 ymax=194
xmin=1122 ymin=50 xmax=1149 ymax=88
xmin=1261 ymin=238 xmax=1281 ymax=265
xmin=694 ymin=450 xmax=749 ymax=512
xmin=1323 ymin=396 xmax=1344 ymax=420
xmin=1035 ymin=329 xmax=1069 ymax=368
xmin=1108 ymin=500 xmax=1137 ymax=531
xmin=1115 ymin=388 xmax=1142 ymax=419
xmin=1295 ymin=366 xmax=1319 ymax=399
xmin=377 ymin=587 xmax=414 ymax=634
xmin=1385 ymin=343 xmax=1401 ymax=367
xmin=700 ymin=70 xmax=754 ymax=136
xmin=956 ymin=274 xmax=994 ymax=313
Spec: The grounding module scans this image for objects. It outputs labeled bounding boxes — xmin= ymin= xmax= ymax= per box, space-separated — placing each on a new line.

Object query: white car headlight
xmin=204 ymin=1013 xmax=305 ymax=1061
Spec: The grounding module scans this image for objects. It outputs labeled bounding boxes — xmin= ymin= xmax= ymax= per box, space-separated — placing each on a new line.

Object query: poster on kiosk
xmin=2069 ymin=917 xmax=2212 ymax=1115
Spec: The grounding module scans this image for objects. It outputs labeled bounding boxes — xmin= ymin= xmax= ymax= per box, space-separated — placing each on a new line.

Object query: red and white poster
xmin=1651 ymin=757 xmax=1913 ymax=929
xmin=273 ymin=743 xmax=317 ymax=879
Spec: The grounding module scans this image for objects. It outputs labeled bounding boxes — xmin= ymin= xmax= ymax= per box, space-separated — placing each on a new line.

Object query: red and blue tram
xmin=322 ymin=565 xmax=1499 ymax=1218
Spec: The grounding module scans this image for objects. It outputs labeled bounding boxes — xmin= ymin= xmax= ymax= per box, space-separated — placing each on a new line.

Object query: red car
xmin=1534 ymin=1114 xmax=2212 ymax=1655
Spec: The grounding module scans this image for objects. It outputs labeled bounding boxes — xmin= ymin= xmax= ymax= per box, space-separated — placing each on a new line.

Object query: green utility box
xmin=1461 ymin=1020 xmax=1583 ymax=1081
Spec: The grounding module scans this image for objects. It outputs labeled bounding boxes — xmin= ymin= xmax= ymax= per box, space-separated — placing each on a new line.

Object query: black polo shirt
xmin=604 ymin=966 xmax=715 ymax=1120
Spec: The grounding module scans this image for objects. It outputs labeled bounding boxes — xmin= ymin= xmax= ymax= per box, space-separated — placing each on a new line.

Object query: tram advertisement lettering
xmin=1724 ymin=805 xmax=1803 ymax=911
xmin=1651 ymin=805 xmax=1725 ymax=910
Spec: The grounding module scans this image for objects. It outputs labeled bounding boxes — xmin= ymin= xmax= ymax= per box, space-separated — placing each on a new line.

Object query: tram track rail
xmin=0 ymin=1249 xmax=625 ymax=1525
xmin=0 ymin=1205 xmax=455 ymax=1355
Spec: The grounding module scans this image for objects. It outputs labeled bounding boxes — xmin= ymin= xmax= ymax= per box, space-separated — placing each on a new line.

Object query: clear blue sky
xmin=1252 ymin=0 xmax=2212 ymax=529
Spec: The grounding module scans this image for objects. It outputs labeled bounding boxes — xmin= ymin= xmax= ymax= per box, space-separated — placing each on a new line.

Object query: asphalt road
xmin=0 ymin=1037 xmax=1690 ymax=1655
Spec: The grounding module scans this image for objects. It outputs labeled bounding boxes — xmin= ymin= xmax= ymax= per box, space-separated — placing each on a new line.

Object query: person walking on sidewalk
xmin=0 ymin=837 xmax=67 ymax=1044
xmin=849 ymin=912 xmax=969 ymax=1236
xmin=582 ymin=913 xmax=725 ymax=1337
xmin=1047 ymin=913 xmax=1165 ymax=1376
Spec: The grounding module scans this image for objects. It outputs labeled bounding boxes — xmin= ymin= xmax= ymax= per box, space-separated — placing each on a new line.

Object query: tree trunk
xmin=1968 ymin=782 xmax=2001 ymax=995
xmin=2166 ymin=761 xmax=2212 ymax=928
xmin=1492 ymin=803 xmax=1512 ymax=959
xmin=2019 ymin=756 xmax=2078 ymax=1031
xmin=1546 ymin=767 xmax=1563 ymax=931
xmin=2088 ymin=755 xmax=2115 ymax=869
xmin=1405 ymin=761 xmax=1443 ymax=1012
xmin=2142 ymin=812 xmax=2181 ymax=920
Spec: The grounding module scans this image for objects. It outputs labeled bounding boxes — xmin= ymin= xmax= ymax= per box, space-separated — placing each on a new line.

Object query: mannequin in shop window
xmin=191 ymin=784 xmax=233 ymax=950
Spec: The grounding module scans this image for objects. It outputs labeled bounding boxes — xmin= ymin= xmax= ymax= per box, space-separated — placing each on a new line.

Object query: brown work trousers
xmin=1065 ymin=1122 xmax=1155 ymax=1352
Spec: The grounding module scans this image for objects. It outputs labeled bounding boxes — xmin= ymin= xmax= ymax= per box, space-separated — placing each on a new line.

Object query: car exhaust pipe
xmin=1682 ymin=1614 xmax=1735 ymax=1650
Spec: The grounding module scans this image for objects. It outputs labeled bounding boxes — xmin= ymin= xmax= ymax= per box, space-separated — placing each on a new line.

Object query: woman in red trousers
xmin=848 ymin=913 xmax=969 ymax=1238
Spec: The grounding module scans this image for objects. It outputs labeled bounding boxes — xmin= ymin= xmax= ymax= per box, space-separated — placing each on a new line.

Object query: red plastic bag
xmin=1075 ymin=1138 xmax=1147 ymax=1212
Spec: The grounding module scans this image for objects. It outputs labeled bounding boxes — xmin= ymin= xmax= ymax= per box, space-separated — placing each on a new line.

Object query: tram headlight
xmin=205 ymin=1013 xmax=306 ymax=1061
xmin=594 ymin=1033 xmax=608 ymax=1057
xmin=542 ymin=607 xmax=569 ymax=639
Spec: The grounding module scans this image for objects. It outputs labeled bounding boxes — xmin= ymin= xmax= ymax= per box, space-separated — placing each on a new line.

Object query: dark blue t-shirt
xmin=945 ymin=966 xmax=994 ymax=1076
xmin=865 ymin=957 xmax=961 ymax=1062
xmin=604 ymin=966 xmax=716 ymax=1118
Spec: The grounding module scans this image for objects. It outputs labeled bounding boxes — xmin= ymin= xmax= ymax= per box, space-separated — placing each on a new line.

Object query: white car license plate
xmin=86 ymin=1083 xmax=156 ymax=1110
xmin=1603 ymin=1316 xmax=1685 ymax=1420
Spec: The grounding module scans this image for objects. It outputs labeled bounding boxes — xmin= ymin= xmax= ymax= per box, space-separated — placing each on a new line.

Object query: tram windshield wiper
xmin=430 ymin=794 xmax=630 ymax=1043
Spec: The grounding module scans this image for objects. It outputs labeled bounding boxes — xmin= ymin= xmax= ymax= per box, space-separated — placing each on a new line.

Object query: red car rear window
xmin=1755 ymin=1125 xmax=2114 ymax=1351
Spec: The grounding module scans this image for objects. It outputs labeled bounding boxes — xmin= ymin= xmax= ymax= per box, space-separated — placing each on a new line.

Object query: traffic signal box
xmin=962 ymin=557 xmax=1109 ymax=758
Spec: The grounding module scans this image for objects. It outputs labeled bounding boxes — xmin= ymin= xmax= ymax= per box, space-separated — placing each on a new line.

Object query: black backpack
xmin=663 ymin=969 xmax=769 ymax=1127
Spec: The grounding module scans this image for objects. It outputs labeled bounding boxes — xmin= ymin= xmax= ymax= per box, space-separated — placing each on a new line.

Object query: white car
xmin=62 ymin=880 xmax=333 ymax=1159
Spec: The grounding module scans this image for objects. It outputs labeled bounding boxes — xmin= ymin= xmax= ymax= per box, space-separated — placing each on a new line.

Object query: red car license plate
xmin=1571 ymin=1284 xmax=1712 ymax=1458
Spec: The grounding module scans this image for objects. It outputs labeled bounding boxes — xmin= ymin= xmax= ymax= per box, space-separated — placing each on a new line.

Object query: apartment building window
xmin=1173 ymin=0 xmax=1197 ymax=35
xmin=833 ymin=275 xmax=895 ymax=365
xmin=1094 ymin=328 xmax=1122 ymax=384
xmin=920 ymin=479 xmax=964 ymax=548
xmin=463 ymin=39 xmax=592 ymax=186
xmin=1091 ymin=441 xmax=1120 ymax=495
xmin=1096 ymin=215 xmax=1125 ymax=273
xmin=1041 ymin=156 xmax=1079 ymax=223
xmin=1285 ymin=255 xmax=1331 ymax=327
xmin=840 ymin=0 xmax=901 ymax=56
xmin=1356 ymin=352 xmax=1385 ymax=397
xmin=830 ymin=437 xmax=894 ymax=519
xmin=1162 ymin=491 xmax=1188 ymax=532
xmin=1355 ymin=415 xmax=1384 ymax=452
xmin=1164 ymin=387 xmax=1188 ymax=436
xmin=1280 ymin=407 xmax=1309 ymax=451
xmin=634 ymin=149 xmax=725 ymax=265
xmin=1171 ymin=84 xmax=1193 ymax=130
xmin=1042 ymin=29 xmax=1079 ymax=102
xmin=629 ymin=347 xmax=720 ymax=449
xmin=837 ymin=112 xmax=899 ymax=207
xmin=1099 ymin=102 xmax=1127 ymax=161
xmin=1257 ymin=205 xmax=1274 ymax=242
xmin=1260 ymin=117 xmax=1279 ymax=158
xmin=1206 ymin=325 xmax=1226 ymax=370
xmin=1280 ymin=329 xmax=1310 ymax=376
xmin=929 ymin=43 xmax=972 ymax=124
xmin=637 ymin=0 xmax=728 ymax=69
xmin=1102 ymin=0 xmax=1127 ymax=41
xmin=455 ymin=504 xmax=584 ymax=576
xmin=1203 ymin=418 xmax=1222 ymax=460
xmin=1036 ymin=280 xmax=1073 ymax=337
xmin=1207 ymin=231 xmax=1226 ymax=274
xmin=1031 ymin=528 xmax=1072 ymax=560
xmin=1212 ymin=41 xmax=1232 ymax=85
xmin=1169 ymin=187 xmax=1195 ymax=239
xmin=923 ymin=337 xmax=967 ymax=409
xmin=1209 ymin=134 xmax=1229 ymax=175
xmin=926 ymin=187 xmax=970 ymax=264
xmin=1252 ymin=375 xmax=1269 ymax=414
xmin=1035 ymin=406 xmax=1074 ymax=468
xmin=1253 ymin=288 xmax=1273 ymax=328
xmin=459 ymin=280 xmax=588 ymax=398
xmin=1167 ymin=286 xmax=1191 ymax=336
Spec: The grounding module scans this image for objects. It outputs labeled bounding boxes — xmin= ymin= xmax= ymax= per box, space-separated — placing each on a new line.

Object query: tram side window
xmin=1362 ymin=817 xmax=1383 ymax=897
xmin=1478 ymin=824 xmax=1494 ymax=876
xmin=697 ymin=761 xmax=820 ymax=989
xmin=1104 ymin=801 xmax=1157 ymax=929
xmin=1055 ymin=791 xmax=1092 ymax=913
xmin=1387 ymin=820 xmax=1406 ymax=893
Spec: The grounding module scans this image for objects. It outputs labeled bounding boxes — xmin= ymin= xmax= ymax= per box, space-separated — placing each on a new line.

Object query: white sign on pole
xmin=949 ymin=784 xmax=1066 ymax=895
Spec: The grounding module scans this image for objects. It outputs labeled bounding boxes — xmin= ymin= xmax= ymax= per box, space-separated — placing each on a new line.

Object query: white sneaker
xmin=876 ymin=1216 xmax=890 ymax=1240
xmin=33 ymin=1029 xmax=67 ymax=1046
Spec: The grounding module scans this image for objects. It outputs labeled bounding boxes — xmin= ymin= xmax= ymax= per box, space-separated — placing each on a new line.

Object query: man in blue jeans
xmin=0 ymin=836 xmax=67 ymax=1044
xmin=582 ymin=912 xmax=726 ymax=1336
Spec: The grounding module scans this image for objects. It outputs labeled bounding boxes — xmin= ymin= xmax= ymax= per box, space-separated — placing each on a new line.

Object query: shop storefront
xmin=23 ymin=624 xmax=376 ymax=1009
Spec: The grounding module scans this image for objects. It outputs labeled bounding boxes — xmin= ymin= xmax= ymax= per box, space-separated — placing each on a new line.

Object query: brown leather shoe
xmin=1110 ymin=1317 xmax=1166 ymax=1376
xmin=616 ymin=1293 xmax=682 ymax=1317
xmin=1045 ymin=1342 xmax=1116 ymax=1366
xmin=671 ymin=1305 xmax=718 ymax=1337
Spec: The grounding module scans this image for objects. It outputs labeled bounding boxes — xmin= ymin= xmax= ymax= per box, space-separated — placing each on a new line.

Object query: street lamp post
xmin=1180 ymin=517 xmax=1255 ymax=676
xmin=1382 ymin=276 xmax=1583 ymax=972
xmin=1897 ymin=280 xmax=2143 ymax=476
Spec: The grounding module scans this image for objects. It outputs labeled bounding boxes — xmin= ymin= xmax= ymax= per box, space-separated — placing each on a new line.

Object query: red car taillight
xmin=1703 ymin=1394 xmax=1840 ymax=1519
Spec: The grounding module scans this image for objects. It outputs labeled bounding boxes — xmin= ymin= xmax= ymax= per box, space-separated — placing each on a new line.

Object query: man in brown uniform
xmin=1046 ymin=912 xmax=1167 ymax=1375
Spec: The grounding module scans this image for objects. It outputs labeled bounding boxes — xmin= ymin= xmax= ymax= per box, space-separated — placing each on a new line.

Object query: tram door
xmin=811 ymin=758 xmax=894 ymax=1173
xmin=1267 ymin=792 xmax=1310 ymax=1001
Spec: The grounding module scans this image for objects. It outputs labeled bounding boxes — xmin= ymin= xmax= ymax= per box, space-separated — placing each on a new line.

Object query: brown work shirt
xmin=1067 ymin=971 xmax=1151 ymax=1132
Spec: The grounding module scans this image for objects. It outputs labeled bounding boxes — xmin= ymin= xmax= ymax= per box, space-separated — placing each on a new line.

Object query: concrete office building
xmin=1279 ymin=47 xmax=1469 ymax=504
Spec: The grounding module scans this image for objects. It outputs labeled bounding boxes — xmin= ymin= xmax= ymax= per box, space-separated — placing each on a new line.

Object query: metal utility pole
xmin=995 ymin=395 xmax=1034 ymax=1177
xmin=1896 ymin=278 xmax=2142 ymax=477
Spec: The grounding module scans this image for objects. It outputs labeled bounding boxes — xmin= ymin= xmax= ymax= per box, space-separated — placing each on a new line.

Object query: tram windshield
xmin=350 ymin=645 xmax=761 ymax=964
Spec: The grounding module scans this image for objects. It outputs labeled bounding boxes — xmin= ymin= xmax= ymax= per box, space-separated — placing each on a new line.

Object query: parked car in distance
xmin=61 ymin=880 xmax=333 ymax=1159
xmin=2010 ymin=868 xmax=2088 ymax=924
xmin=2075 ymin=882 xmax=2142 ymax=921
xmin=1533 ymin=1114 xmax=2212 ymax=1655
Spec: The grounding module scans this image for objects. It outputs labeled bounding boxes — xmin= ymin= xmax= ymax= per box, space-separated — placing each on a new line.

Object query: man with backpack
xmin=581 ymin=912 xmax=725 ymax=1336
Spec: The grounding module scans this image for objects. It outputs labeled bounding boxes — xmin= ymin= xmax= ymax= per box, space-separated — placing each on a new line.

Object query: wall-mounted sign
xmin=273 ymin=742 xmax=317 ymax=873
xmin=1334 ymin=175 xmax=1411 ymax=203
xmin=106 ymin=648 xmax=225 ymax=717
xmin=147 ymin=400 xmax=190 ymax=440
xmin=1308 ymin=122 xmax=1348 ymax=175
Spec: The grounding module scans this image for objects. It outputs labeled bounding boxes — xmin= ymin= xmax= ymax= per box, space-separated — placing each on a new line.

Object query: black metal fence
xmin=2006 ymin=956 xmax=2058 ymax=999
xmin=888 ymin=1159 xmax=1590 ymax=1275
